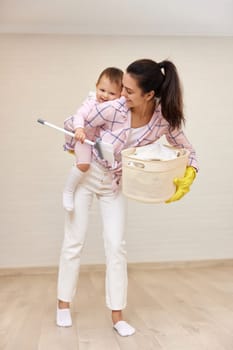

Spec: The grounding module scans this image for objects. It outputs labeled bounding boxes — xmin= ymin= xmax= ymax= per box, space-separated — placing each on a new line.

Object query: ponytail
xmin=157 ymin=60 xmax=185 ymax=129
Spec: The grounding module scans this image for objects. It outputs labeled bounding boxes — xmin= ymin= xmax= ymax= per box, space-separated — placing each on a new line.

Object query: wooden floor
xmin=1 ymin=263 xmax=233 ymax=350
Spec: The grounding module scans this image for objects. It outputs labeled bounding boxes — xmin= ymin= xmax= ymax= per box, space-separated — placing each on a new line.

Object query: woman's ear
xmin=146 ymin=90 xmax=155 ymax=101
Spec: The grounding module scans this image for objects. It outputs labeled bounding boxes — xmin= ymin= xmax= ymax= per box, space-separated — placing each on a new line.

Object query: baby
xmin=63 ymin=67 xmax=123 ymax=211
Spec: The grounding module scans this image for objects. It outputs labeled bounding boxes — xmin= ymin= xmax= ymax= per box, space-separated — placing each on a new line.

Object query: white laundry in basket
xmin=129 ymin=141 xmax=180 ymax=161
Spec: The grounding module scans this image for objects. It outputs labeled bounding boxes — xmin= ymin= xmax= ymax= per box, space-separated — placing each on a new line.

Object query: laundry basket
xmin=121 ymin=147 xmax=189 ymax=203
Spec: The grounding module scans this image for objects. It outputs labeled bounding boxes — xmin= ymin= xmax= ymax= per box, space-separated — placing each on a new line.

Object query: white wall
xmin=0 ymin=34 xmax=232 ymax=268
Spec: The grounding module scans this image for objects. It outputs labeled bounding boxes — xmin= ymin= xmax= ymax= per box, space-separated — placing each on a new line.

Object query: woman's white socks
xmin=113 ymin=321 xmax=135 ymax=336
xmin=63 ymin=167 xmax=84 ymax=211
xmin=56 ymin=309 xmax=135 ymax=334
xmin=56 ymin=308 xmax=72 ymax=327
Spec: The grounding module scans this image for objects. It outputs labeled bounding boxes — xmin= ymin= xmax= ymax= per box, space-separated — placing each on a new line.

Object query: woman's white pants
xmin=57 ymin=161 xmax=127 ymax=310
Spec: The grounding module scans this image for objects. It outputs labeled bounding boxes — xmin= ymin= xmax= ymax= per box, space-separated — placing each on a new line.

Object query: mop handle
xmin=37 ymin=118 xmax=94 ymax=146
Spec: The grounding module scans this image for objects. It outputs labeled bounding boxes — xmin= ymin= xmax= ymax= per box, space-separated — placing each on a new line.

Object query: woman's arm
xmin=166 ymin=128 xmax=198 ymax=171
xmin=84 ymin=97 xmax=126 ymax=131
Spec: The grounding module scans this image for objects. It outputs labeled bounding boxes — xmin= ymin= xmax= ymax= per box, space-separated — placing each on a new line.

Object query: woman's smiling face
xmin=121 ymin=73 xmax=151 ymax=109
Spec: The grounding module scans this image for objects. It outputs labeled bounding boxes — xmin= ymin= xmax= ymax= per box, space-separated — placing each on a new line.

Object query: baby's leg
xmin=77 ymin=163 xmax=90 ymax=172
xmin=63 ymin=142 xmax=92 ymax=211
xmin=75 ymin=141 xmax=92 ymax=173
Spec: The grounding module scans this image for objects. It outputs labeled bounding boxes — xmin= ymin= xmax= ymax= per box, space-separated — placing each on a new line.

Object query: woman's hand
xmin=74 ymin=127 xmax=86 ymax=143
xmin=166 ymin=166 xmax=196 ymax=203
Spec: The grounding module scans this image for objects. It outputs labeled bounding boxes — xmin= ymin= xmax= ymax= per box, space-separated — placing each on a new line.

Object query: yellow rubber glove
xmin=166 ymin=166 xmax=196 ymax=203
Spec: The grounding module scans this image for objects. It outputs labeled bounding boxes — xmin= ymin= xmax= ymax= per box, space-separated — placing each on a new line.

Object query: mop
xmin=37 ymin=118 xmax=115 ymax=167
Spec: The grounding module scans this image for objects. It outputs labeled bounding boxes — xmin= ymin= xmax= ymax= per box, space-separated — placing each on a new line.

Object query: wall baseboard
xmin=1 ymin=258 xmax=233 ymax=276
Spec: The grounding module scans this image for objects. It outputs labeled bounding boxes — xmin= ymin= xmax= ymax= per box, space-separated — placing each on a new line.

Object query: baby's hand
xmin=74 ymin=128 xmax=86 ymax=143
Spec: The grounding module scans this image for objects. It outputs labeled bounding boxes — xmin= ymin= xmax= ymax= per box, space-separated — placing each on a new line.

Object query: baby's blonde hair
xmin=97 ymin=67 xmax=123 ymax=88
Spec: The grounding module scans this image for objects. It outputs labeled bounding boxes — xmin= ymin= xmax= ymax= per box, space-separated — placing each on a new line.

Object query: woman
xmin=56 ymin=59 xmax=198 ymax=337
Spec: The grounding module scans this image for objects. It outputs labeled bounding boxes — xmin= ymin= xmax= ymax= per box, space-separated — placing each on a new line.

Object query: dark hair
xmin=97 ymin=67 xmax=123 ymax=88
xmin=126 ymin=59 xmax=185 ymax=129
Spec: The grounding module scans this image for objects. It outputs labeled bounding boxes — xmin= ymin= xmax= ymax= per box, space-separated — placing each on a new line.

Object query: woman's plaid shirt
xmin=82 ymin=96 xmax=198 ymax=171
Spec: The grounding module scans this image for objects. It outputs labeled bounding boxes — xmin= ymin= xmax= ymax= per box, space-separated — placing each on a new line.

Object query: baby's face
xmin=96 ymin=76 xmax=122 ymax=103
